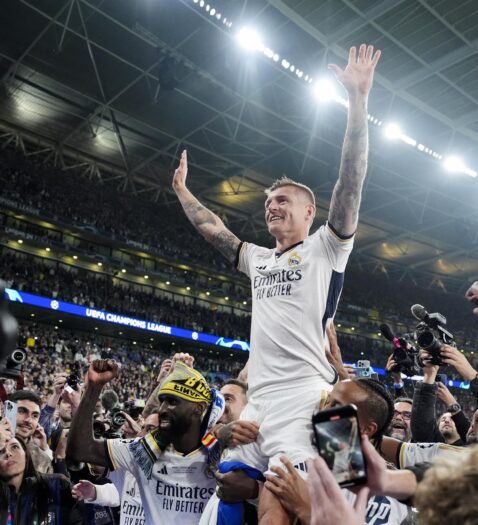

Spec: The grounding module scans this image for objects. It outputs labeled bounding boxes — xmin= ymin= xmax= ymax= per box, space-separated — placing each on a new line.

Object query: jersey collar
xmin=275 ymin=240 xmax=304 ymax=258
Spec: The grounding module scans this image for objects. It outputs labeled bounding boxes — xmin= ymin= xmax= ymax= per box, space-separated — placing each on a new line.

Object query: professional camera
xmin=380 ymin=323 xmax=420 ymax=377
xmin=66 ymin=373 xmax=80 ymax=389
xmin=123 ymin=399 xmax=145 ymax=420
xmin=93 ymin=408 xmax=126 ymax=439
xmin=0 ymin=348 xmax=27 ymax=379
xmin=411 ymin=304 xmax=455 ymax=366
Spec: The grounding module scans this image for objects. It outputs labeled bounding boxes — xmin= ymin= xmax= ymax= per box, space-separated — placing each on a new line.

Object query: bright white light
xmin=264 ymin=48 xmax=274 ymax=58
xmin=297 ymin=71 xmax=303 ymax=78
xmin=199 ymin=0 xmax=204 ymax=6
xmin=313 ymin=78 xmax=337 ymax=102
xmin=384 ymin=123 xmax=402 ymax=140
xmin=443 ymin=156 xmax=476 ymax=177
xmin=289 ymin=65 xmax=295 ymax=72
xmin=205 ymin=4 xmax=210 ymax=11
xmin=236 ymin=27 xmax=263 ymax=51
xmin=216 ymin=13 xmax=221 ymax=19
xmin=273 ymin=53 xmax=279 ymax=62
xmin=281 ymin=59 xmax=290 ymax=69
xmin=210 ymin=8 xmax=215 ymax=15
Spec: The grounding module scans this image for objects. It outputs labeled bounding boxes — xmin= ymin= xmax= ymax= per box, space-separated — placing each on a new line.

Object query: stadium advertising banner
xmin=5 ymin=288 xmax=250 ymax=352
xmin=4 ymin=288 xmax=472 ymax=390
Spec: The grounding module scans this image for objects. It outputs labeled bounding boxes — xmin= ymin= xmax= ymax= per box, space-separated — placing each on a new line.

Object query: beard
xmin=387 ymin=421 xmax=410 ymax=442
xmin=157 ymin=413 xmax=193 ymax=446
xmin=441 ymin=429 xmax=455 ymax=441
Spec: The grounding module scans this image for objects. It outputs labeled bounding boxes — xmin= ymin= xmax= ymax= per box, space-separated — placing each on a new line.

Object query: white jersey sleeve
xmin=237 ymin=242 xmax=270 ymax=277
xmin=311 ymin=222 xmax=354 ymax=273
xmin=105 ymin=438 xmax=138 ymax=474
xmin=398 ymin=442 xmax=464 ymax=468
xmin=90 ymin=482 xmax=121 ymax=507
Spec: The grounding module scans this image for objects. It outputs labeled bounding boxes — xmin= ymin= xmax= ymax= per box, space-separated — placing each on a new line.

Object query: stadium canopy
xmin=1 ymin=0 xmax=478 ymax=293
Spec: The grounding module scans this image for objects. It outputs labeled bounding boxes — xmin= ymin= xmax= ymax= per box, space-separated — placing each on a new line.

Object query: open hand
xmin=265 ymin=456 xmax=311 ymax=523
xmin=215 ymin=420 xmax=260 ymax=448
xmin=329 ymin=44 xmax=381 ymax=98
xmin=72 ymin=480 xmax=97 ymax=501
xmin=172 ymin=150 xmax=188 ymax=192
xmin=308 ymin=455 xmax=369 ymax=525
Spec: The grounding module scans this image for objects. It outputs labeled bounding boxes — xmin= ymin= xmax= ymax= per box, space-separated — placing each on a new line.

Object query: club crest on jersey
xmin=288 ymin=252 xmax=302 ymax=266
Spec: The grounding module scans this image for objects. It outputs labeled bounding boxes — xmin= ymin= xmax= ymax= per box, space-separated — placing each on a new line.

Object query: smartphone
xmin=436 ymin=373 xmax=448 ymax=384
xmin=355 ymin=360 xmax=371 ymax=378
xmin=312 ymin=404 xmax=367 ymax=488
xmin=4 ymin=400 xmax=18 ymax=435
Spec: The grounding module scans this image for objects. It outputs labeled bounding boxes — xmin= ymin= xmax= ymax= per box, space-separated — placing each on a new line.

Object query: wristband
xmin=394 ymin=383 xmax=404 ymax=389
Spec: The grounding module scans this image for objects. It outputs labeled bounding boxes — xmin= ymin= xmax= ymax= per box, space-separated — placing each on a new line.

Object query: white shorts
xmin=223 ymin=380 xmax=332 ymax=475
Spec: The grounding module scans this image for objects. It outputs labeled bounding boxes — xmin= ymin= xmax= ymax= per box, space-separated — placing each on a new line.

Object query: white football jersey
xmin=397 ymin=441 xmax=464 ymax=468
xmin=238 ymin=222 xmax=353 ymax=397
xmin=109 ymin=470 xmax=145 ymax=525
xmin=106 ymin=440 xmax=215 ymax=525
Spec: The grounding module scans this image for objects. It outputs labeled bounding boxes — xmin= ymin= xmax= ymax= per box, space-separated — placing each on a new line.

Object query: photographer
xmin=411 ymin=348 xmax=470 ymax=445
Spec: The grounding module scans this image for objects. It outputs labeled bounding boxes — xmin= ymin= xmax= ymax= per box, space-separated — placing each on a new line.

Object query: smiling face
xmin=264 ymin=185 xmax=315 ymax=242
xmin=0 ymin=437 xmax=26 ymax=482
xmin=15 ymin=400 xmax=40 ymax=440
xmin=157 ymin=395 xmax=199 ymax=438
xmin=389 ymin=401 xmax=412 ymax=442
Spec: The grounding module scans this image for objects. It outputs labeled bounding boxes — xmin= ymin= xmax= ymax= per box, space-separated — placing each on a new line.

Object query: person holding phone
xmin=0 ymin=429 xmax=83 ymax=525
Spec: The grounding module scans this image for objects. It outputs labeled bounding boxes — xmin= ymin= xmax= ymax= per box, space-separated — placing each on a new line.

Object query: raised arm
xmin=66 ymin=359 xmax=119 ymax=467
xmin=172 ymin=150 xmax=241 ymax=263
xmin=328 ymin=44 xmax=381 ymax=237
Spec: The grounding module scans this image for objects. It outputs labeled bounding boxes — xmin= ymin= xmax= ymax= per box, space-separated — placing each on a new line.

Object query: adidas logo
xmin=158 ymin=465 xmax=168 ymax=475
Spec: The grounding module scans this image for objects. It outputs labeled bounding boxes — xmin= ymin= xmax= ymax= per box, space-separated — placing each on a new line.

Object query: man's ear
xmin=305 ymin=203 xmax=316 ymax=222
xmin=360 ymin=420 xmax=378 ymax=438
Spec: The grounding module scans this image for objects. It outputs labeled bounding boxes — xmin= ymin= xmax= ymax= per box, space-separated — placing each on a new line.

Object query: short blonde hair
xmin=264 ymin=176 xmax=316 ymax=206
xmin=414 ymin=445 xmax=478 ymax=525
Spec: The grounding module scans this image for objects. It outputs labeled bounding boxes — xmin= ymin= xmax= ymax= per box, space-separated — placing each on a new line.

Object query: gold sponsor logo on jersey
xmin=288 ymin=252 xmax=302 ymax=266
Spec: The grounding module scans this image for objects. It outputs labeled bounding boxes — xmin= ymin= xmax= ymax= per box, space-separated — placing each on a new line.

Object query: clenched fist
xmin=87 ymin=359 xmax=119 ymax=387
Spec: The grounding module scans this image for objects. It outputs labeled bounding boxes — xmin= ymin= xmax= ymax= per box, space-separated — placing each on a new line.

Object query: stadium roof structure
xmin=1 ymin=0 xmax=478 ymax=293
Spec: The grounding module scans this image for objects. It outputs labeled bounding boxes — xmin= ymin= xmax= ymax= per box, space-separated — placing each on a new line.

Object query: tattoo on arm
xmin=329 ymin=124 xmax=368 ymax=236
xmin=183 ymin=202 xmax=218 ymax=230
xmin=182 ymin=200 xmax=240 ymax=263
xmin=211 ymin=230 xmax=240 ymax=263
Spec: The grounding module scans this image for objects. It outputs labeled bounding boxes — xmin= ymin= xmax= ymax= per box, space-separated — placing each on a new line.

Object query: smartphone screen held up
xmin=312 ymin=404 xmax=367 ymax=488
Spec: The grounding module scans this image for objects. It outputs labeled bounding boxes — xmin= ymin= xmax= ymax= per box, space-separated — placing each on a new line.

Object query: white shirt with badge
xmin=238 ymin=223 xmax=353 ymax=397
xmin=106 ymin=439 xmax=216 ymax=525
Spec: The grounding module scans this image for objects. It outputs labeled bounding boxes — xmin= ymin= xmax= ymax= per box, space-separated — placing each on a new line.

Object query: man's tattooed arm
xmin=180 ymin=198 xmax=241 ymax=263
xmin=328 ymin=96 xmax=369 ymax=237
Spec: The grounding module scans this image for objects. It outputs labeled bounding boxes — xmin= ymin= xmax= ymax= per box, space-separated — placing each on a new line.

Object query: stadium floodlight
xmin=384 ymin=123 xmax=402 ymax=140
xmin=443 ymin=156 xmax=477 ymax=177
xmin=236 ymin=27 xmax=263 ymax=51
xmin=313 ymin=78 xmax=337 ymax=102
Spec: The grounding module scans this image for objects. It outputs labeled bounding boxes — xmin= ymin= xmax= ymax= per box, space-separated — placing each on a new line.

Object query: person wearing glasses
xmin=387 ymin=398 xmax=413 ymax=443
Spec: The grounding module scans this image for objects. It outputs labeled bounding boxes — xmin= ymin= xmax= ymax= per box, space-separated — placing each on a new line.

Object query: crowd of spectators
xmin=1 ymin=146 xmax=477 ymax=344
